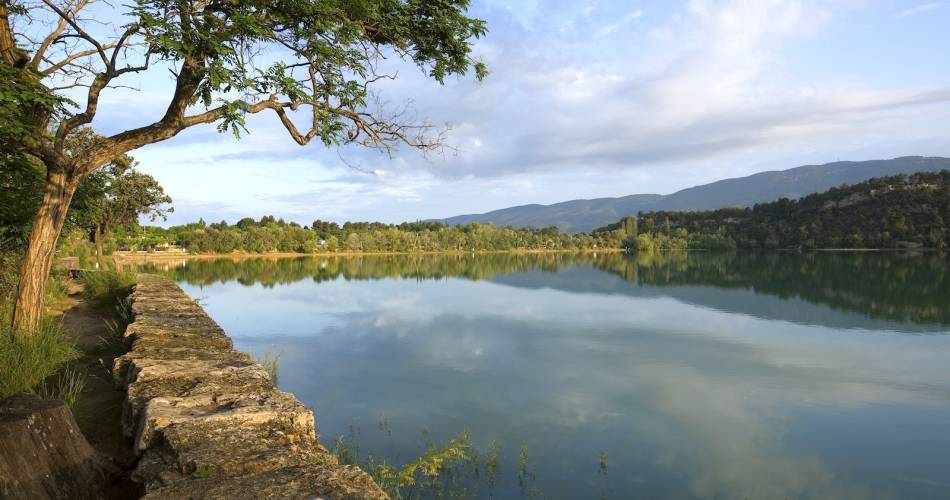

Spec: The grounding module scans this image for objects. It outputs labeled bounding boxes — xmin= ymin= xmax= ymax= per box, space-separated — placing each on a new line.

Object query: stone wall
xmin=114 ymin=274 xmax=387 ymax=499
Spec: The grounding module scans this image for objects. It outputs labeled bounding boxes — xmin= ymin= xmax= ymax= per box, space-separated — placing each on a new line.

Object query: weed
xmin=36 ymin=365 xmax=87 ymax=413
xmin=254 ymin=350 xmax=282 ymax=386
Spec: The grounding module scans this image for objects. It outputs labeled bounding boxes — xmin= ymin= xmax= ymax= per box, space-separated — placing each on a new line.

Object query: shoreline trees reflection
xmin=135 ymin=251 xmax=950 ymax=328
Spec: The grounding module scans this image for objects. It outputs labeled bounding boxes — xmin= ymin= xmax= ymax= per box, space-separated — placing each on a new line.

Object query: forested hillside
xmin=439 ymin=157 xmax=950 ymax=232
xmin=597 ymin=171 xmax=950 ymax=250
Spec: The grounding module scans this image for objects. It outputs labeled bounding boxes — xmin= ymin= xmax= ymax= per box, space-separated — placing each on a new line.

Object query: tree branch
xmin=30 ymin=0 xmax=86 ymax=69
xmin=41 ymin=41 xmax=116 ymax=76
xmin=40 ymin=0 xmax=109 ymax=67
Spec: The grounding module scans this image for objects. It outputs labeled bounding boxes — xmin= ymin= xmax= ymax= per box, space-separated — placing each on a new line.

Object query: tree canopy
xmin=1 ymin=0 xmax=488 ymax=332
xmin=3 ymin=0 xmax=487 ymax=174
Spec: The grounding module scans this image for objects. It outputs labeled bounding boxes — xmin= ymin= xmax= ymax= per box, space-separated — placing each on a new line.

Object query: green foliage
xmin=0 ymin=62 xmax=73 ymax=150
xmin=335 ymin=429 xmax=475 ymax=500
xmin=130 ymin=217 xmax=617 ymax=254
xmin=599 ymin=171 xmax=950 ymax=250
xmin=79 ymin=270 xmax=136 ymax=307
xmin=373 ymin=432 xmax=472 ymax=498
xmin=0 ymin=316 xmax=80 ymax=399
xmin=57 ymin=229 xmax=96 ymax=268
xmin=127 ymin=0 xmax=486 ymax=143
xmin=0 ymin=154 xmax=43 ymax=251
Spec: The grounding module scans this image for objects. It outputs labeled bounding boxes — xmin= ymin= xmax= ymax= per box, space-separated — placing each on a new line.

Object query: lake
xmin=136 ymin=252 xmax=950 ymax=499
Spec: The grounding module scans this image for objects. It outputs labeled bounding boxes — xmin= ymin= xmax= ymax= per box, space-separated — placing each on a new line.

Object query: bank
xmin=112 ymin=274 xmax=386 ymax=498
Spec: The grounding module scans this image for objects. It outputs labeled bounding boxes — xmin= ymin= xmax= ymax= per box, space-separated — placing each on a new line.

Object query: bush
xmin=79 ymin=269 xmax=136 ymax=307
xmin=0 ymin=318 xmax=80 ymax=400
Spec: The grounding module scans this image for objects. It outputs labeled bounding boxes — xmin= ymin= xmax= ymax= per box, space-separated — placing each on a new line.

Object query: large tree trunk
xmin=93 ymin=223 xmax=107 ymax=270
xmin=0 ymin=394 xmax=115 ymax=499
xmin=11 ymin=169 xmax=77 ymax=334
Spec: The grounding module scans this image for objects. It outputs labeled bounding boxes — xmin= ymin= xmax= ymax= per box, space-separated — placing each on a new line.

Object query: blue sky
xmin=60 ymin=1 xmax=950 ymax=225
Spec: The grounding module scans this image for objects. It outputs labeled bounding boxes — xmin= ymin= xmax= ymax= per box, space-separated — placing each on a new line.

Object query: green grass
xmin=79 ymin=269 xmax=136 ymax=307
xmin=95 ymin=296 xmax=131 ymax=356
xmin=0 ymin=316 xmax=80 ymax=400
xmin=36 ymin=364 xmax=87 ymax=413
xmin=255 ymin=351 xmax=282 ymax=386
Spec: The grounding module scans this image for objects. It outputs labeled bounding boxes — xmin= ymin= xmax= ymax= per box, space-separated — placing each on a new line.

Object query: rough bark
xmin=11 ymin=168 xmax=78 ymax=334
xmin=0 ymin=3 xmax=28 ymax=66
xmin=0 ymin=394 xmax=114 ymax=500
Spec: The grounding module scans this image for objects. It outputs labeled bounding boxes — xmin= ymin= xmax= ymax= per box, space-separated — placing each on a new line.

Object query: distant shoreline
xmin=112 ymin=248 xmax=625 ymax=261
xmin=110 ymin=246 xmax=941 ymax=263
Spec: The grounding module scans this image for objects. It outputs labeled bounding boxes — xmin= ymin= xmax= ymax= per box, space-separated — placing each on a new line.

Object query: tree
xmin=2 ymin=0 xmax=487 ymax=333
xmin=80 ymin=160 xmax=173 ymax=268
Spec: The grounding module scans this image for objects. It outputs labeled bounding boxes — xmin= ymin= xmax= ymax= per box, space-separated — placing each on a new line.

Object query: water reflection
xmin=137 ymin=251 xmax=950 ymax=329
xmin=136 ymin=252 xmax=950 ymax=499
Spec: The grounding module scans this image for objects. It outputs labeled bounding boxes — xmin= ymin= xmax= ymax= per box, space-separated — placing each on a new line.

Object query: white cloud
xmin=625 ymin=9 xmax=645 ymax=22
xmin=79 ymin=0 xmax=950 ymax=223
xmin=897 ymin=2 xmax=943 ymax=18
xmin=596 ymin=24 xmax=619 ymax=36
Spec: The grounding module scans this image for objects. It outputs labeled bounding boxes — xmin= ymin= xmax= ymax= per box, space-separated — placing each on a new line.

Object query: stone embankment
xmin=114 ymin=274 xmax=386 ymax=499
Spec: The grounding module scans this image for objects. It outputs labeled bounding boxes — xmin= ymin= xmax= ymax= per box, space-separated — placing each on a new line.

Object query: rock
xmin=120 ymin=274 xmax=388 ymax=498
xmin=141 ymin=464 xmax=387 ymax=500
xmin=0 ymin=394 xmax=115 ymax=500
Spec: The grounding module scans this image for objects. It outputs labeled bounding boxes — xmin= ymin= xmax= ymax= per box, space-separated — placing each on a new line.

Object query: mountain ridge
xmin=437 ymin=156 xmax=950 ymax=233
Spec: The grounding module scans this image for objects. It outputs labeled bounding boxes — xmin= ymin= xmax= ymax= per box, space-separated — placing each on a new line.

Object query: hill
xmin=601 ymin=171 xmax=950 ymax=251
xmin=438 ymin=157 xmax=950 ymax=233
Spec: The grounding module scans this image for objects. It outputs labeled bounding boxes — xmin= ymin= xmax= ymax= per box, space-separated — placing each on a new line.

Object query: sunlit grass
xmin=0 ymin=311 xmax=80 ymax=400
xmin=79 ymin=269 xmax=135 ymax=307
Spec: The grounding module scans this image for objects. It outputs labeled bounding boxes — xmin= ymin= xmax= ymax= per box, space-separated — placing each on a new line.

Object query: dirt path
xmin=51 ymin=281 xmax=141 ymax=499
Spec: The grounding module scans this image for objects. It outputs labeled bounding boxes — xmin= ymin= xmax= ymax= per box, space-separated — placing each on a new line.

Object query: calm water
xmin=139 ymin=252 xmax=950 ymax=499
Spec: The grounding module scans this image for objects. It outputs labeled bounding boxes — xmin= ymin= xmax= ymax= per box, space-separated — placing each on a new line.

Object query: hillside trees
xmin=2 ymin=0 xmax=487 ymax=333
xmin=598 ymin=172 xmax=950 ymax=251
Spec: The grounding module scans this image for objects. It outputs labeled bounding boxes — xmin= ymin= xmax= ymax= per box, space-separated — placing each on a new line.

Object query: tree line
xmin=115 ymin=217 xmax=622 ymax=254
xmin=596 ymin=171 xmax=950 ymax=251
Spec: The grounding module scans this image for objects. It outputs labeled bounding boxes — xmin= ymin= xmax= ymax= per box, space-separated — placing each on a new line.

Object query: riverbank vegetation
xmin=116 ymin=218 xmax=621 ymax=254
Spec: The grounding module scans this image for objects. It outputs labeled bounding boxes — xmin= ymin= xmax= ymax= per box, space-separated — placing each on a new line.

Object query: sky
xmin=60 ymin=0 xmax=950 ymax=225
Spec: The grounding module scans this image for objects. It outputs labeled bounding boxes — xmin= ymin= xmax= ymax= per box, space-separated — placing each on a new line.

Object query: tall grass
xmin=0 ymin=315 xmax=80 ymax=400
xmin=36 ymin=365 xmax=87 ymax=413
xmin=96 ymin=296 xmax=132 ymax=356
xmin=79 ymin=269 xmax=136 ymax=307
xmin=255 ymin=351 xmax=282 ymax=386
